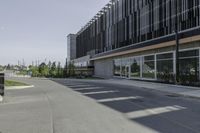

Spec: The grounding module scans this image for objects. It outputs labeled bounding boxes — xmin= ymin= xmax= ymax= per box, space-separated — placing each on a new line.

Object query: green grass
xmin=5 ymin=80 xmax=29 ymax=87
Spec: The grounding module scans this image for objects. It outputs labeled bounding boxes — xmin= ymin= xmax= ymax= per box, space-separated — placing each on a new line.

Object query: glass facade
xmin=179 ymin=50 xmax=199 ymax=84
xmin=130 ymin=57 xmax=141 ymax=78
xmin=113 ymin=49 xmax=200 ymax=85
xmin=142 ymin=55 xmax=155 ymax=79
xmin=121 ymin=58 xmax=130 ymax=78
xmin=114 ymin=59 xmax=121 ymax=76
xmin=76 ymin=0 xmax=200 ymax=58
xmin=74 ymin=0 xmax=200 ymax=86
xmin=156 ymin=53 xmax=174 ymax=82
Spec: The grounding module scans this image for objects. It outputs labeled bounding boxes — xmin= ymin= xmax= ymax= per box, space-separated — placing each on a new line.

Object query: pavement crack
xmin=41 ymin=90 xmax=55 ymax=133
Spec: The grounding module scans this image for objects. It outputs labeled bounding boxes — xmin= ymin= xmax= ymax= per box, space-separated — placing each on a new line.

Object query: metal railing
xmin=0 ymin=73 xmax=5 ymax=96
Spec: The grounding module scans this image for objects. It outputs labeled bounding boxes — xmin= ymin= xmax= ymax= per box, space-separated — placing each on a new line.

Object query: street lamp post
xmin=175 ymin=0 xmax=180 ymax=84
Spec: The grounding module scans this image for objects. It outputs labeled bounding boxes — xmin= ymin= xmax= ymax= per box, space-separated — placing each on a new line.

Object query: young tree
xmin=0 ymin=65 xmax=3 ymax=71
xmin=50 ymin=62 xmax=57 ymax=77
xmin=29 ymin=65 xmax=39 ymax=77
xmin=47 ymin=61 xmax=52 ymax=77
xmin=39 ymin=62 xmax=49 ymax=77
xmin=68 ymin=61 xmax=75 ymax=77
xmin=7 ymin=64 xmax=11 ymax=70
xmin=56 ymin=62 xmax=63 ymax=78
xmin=63 ymin=58 xmax=68 ymax=78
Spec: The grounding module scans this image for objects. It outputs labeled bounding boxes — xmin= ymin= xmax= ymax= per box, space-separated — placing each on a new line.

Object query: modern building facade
xmin=69 ymin=0 xmax=200 ymax=86
xmin=67 ymin=34 xmax=94 ymax=76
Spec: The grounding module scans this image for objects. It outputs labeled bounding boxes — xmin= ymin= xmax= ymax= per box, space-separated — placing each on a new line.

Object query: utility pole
xmin=175 ymin=0 xmax=180 ymax=84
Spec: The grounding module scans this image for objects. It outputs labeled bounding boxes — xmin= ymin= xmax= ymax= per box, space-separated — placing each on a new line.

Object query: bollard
xmin=0 ymin=73 xmax=5 ymax=96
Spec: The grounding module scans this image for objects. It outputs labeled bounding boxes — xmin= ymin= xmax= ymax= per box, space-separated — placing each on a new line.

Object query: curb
xmin=0 ymin=95 xmax=3 ymax=102
xmin=165 ymin=91 xmax=200 ymax=100
xmin=138 ymin=86 xmax=200 ymax=100
xmin=106 ymin=80 xmax=200 ymax=99
xmin=176 ymin=93 xmax=200 ymax=100
xmin=5 ymin=85 xmax=34 ymax=90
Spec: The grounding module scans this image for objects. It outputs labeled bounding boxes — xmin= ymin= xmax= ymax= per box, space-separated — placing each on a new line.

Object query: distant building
xmin=67 ymin=34 xmax=77 ymax=61
xmin=68 ymin=0 xmax=200 ymax=86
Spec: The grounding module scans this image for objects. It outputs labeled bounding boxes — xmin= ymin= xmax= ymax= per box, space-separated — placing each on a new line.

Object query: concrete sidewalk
xmin=107 ymin=79 xmax=200 ymax=99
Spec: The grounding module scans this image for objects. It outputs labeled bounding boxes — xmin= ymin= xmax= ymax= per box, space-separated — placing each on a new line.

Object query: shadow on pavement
xmin=52 ymin=79 xmax=200 ymax=133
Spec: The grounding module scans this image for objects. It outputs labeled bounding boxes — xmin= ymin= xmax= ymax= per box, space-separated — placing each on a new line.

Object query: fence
xmin=0 ymin=73 xmax=4 ymax=96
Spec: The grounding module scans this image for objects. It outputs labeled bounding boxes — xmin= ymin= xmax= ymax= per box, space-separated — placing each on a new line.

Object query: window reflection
xmin=130 ymin=57 xmax=141 ymax=78
xmin=179 ymin=50 xmax=199 ymax=84
xmin=121 ymin=58 xmax=129 ymax=78
xmin=113 ymin=49 xmax=200 ymax=86
xmin=156 ymin=53 xmax=174 ymax=82
xmin=114 ymin=59 xmax=121 ymax=76
xmin=142 ymin=55 xmax=155 ymax=79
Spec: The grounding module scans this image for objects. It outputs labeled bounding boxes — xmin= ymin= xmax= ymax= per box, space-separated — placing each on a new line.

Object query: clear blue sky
xmin=0 ymin=0 xmax=108 ymax=66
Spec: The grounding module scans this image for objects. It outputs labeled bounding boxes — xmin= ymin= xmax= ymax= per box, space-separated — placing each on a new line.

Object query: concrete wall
xmin=67 ymin=34 xmax=77 ymax=61
xmin=94 ymin=58 xmax=113 ymax=78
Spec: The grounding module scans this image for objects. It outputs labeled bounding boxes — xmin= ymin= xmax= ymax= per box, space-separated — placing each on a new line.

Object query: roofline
xmin=76 ymin=0 xmax=118 ymax=35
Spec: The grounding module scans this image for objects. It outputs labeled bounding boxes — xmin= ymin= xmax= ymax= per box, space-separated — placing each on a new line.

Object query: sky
xmin=0 ymin=0 xmax=109 ymax=66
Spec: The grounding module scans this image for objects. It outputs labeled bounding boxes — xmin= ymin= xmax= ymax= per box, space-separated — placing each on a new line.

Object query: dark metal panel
xmin=76 ymin=0 xmax=200 ymax=58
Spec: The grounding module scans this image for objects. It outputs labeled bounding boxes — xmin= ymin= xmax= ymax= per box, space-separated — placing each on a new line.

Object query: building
xmin=67 ymin=34 xmax=94 ymax=76
xmin=67 ymin=34 xmax=77 ymax=61
xmin=0 ymin=73 xmax=4 ymax=96
xmin=69 ymin=0 xmax=200 ymax=86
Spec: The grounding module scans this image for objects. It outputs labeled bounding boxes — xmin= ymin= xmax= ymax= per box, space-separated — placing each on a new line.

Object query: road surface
xmin=0 ymin=78 xmax=200 ymax=133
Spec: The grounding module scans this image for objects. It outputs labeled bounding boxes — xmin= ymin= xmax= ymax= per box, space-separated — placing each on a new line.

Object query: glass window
xmin=179 ymin=50 xmax=199 ymax=83
xmin=157 ymin=53 xmax=173 ymax=60
xmin=142 ymin=55 xmax=155 ymax=79
xmin=156 ymin=53 xmax=174 ymax=82
xmin=179 ymin=50 xmax=199 ymax=58
xmin=0 ymin=78 xmax=3 ymax=85
xmin=114 ymin=59 xmax=121 ymax=76
xmin=130 ymin=57 xmax=141 ymax=78
xmin=121 ymin=58 xmax=129 ymax=78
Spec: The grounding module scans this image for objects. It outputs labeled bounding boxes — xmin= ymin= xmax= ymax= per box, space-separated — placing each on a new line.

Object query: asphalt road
xmin=0 ymin=78 xmax=200 ymax=133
